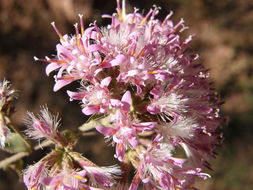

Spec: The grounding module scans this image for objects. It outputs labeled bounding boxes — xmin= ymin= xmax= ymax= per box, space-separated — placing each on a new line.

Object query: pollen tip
xmin=51 ymin=21 xmax=56 ymax=27
xmin=89 ymin=20 xmax=97 ymax=27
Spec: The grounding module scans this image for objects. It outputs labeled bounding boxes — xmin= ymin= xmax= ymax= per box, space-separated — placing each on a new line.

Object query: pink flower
xmin=36 ymin=18 xmax=105 ymax=91
xmin=23 ymin=161 xmax=47 ymax=190
xmin=147 ymin=91 xmax=188 ymax=119
xmin=96 ymin=91 xmax=156 ymax=161
xmin=67 ymin=152 xmax=121 ymax=189
xmin=23 ymin=149 xmax=121 ymax=190
xmin=146 ymin=63 xmax=222 ymax=166
xmin=41 ymin=170 xmax=105 ymax=190
xmin=67 ymin=77 xmax=112 ymax=115
xmin=129 ymin=143 xmax=210 ymax=190
xmin=38 ymin=0 xmax=223 ymax=188
xmin=24 ymin=106 xmax=67 ymax=145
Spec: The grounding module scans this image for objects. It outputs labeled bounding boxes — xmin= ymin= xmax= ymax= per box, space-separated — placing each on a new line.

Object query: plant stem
xmin=0 ymin=140 xmax=51 ymax=169
xmin=0 ymin=130 xmax=97 ymax=169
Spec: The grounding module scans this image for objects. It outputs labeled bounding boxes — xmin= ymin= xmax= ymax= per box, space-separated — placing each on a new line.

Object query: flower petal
xmin=53 ymin=78 xmax=75 ymax=91
xmin=96 ymin=126 xmax=116 ymax=136
xmin=45 ymin=62 xmax=61 ymax=76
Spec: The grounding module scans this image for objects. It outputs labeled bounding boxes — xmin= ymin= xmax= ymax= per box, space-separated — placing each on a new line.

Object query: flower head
xmin=41 ymin=170 xmax=104 ymax=190
xmin=129 ymin=143 xmax=210 ymax=190
xmin=67 ymin=77 xmax=112 ymax=115
xmin=23 ymin=149 xmax=120 ymax=190
xmin=38 ymin=0 xmax=223 ymax=189
xmin=23 ymin=161 xmax=47 ymax=190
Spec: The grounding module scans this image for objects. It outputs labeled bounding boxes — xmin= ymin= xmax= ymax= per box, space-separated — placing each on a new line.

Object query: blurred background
xmin=0 ymin=0 xmax=253 ymax=189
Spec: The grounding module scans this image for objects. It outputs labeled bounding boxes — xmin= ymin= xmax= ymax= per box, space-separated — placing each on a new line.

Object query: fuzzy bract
xmin=24 ymin=106 xmax=69 ymax=147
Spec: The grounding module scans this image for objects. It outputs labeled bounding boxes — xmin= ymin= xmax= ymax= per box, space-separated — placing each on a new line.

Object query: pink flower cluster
xmin=36 ymin=0 xmax=223 ymax=189
xmin=23 ymin=151 xmax=120 ymax=190
xmin=23 ymin=107 xmax=120 ymax=190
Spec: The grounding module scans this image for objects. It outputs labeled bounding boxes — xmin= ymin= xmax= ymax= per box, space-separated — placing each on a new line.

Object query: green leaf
xmin=2 ymin=133 xmax=30 ymax=153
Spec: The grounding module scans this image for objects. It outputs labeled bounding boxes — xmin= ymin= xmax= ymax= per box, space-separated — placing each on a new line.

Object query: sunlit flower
xmin=23 ymin=149 xmax=120 ymax=190
xmin=23 ymin=159 xmax=49 ymax=190
xmin=67 ymin=77 xmax=112 ymax=115
xmin=70 ymin=152 xmax=121 ymax=188
xmin=41 ymin=170 xmax=104 ymax=190
xmin=95 ymin=91 xmax=156 ymax=161
xmin=129 ymin=143 xmax=210 ymax=190
xmin=38 ymin=0 xmax=223 ymax=189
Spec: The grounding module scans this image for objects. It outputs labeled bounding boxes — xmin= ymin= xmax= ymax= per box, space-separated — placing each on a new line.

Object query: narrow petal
xmin=45 ymin=62 xmax=61 ymax=76
xmin=121 ymin=91 xmax=132 ymax=105
xmin=67 ymin=90 xmax=85 ymax=100
xmin=134 ymin=122 xmax=156 ymax=132
xmin=95 ymin=126 xmax=116 ymax=136
xmin=110 ymin=99 xmax=121 ymax=107
xmin=100 ymin=77 xmax=112 ymax=88
xmin=82 ymin=105 xmax=100 ymax=115
xmin=87 ymin=44 xmax=105 ymax=53
xmin=116 ymin=143 xmax=125 ymax=161
xmin=53 ymin=78 xmax=75 ymax=91
xmin=110 ymin=54 xmax=126 ymax=66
